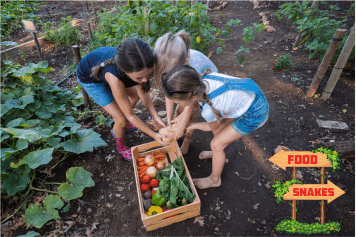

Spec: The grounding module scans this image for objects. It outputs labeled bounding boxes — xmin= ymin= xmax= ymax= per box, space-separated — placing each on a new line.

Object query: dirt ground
xmin=6 ymin=1 xmax=355 ymax=236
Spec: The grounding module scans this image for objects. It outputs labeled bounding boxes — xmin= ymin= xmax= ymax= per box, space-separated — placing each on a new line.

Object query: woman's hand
xmin=154 ymin=117 xmax=166 ymax=129
xmin=153 ymin=133 xmax=170 ymax=146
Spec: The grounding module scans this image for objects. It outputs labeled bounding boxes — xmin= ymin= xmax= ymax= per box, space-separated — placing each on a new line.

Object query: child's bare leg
xmin=194 ymin=123 xmax=243 ymax=189
xmin=180 ymin=105 xmax=198 ymax=155
xmin=198 ymin=118 xmax=236 ymax=160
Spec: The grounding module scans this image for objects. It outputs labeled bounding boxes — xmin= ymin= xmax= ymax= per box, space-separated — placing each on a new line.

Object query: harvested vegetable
xmin=139 ymin=167 xmax=148 ymax=175
xmin=143 ymin=199 xmax=152 ymax=211
xmin=156 ymin=161 xmax=165 ymax=170
xmin=147 ymin=206 xmax=163 ymax=216
xmin=143 ymin=191 xmax=151 ymax=200
xmin=149 ymin=179 xmax=159 ymax=188
xmin=151 ymin=187 xmax=158 ymax=196
xmin=141 ymin=183 xmax=150 ymax=192
xmin=144 ymin=155 xmax=156 ymax=166
xmin=151 ymin=189 xmax=167 ymax=207
xmin=141 ymin=174 xmax=151 ymax=184
xmin=146 ymin=166 xmax=157 ymax=178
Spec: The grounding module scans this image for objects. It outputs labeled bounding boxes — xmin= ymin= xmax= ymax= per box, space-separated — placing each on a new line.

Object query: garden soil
xmin=8 ymin=1 xmax=355 ymax=236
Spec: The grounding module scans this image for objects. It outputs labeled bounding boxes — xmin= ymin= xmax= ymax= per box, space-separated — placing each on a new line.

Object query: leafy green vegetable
xmin=156 ymin=158 xmax=196 ymax=209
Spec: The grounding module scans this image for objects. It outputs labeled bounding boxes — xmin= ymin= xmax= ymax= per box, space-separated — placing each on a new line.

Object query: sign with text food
xmin=269 ymin=150 xmax=332 ymax=171
xmin=283 ymin=181 xmax=345 ymax=204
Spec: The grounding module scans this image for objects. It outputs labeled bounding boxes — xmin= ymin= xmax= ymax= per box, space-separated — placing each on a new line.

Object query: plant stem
xmin=1 ymin=174 xmax=36 ymax=224
xmin=45 ymin=182 xmax=63 ymax=185
xmin=30 ymin=187 xmax=58 ymax=194
xmin=216 ymin=34 xmax=242 ymax=41
xmin=50 ymin=152 xmax=70 ymax=170
xmin=4 ymin=46 xmax=8 ymax=63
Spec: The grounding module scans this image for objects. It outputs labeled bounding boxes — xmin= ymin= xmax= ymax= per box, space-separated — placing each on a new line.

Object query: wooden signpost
xmin=269 ymin=147 xmax=345 ymax=224
xmin=22 ymin=19 xmax=42 ymax=59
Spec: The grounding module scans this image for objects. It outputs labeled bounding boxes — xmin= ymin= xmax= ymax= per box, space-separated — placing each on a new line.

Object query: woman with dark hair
xmin=77 ymin=38 xmax=168 ymax=161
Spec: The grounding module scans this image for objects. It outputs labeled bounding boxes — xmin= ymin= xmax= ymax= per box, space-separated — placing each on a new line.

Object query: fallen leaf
xmin=261 ymin=220 xmax=266 ymax=225
xmin=265 ymin=182 xmax=271 ymax=189
xmin=72 ymin=214 xmax=78 ymax=218
xmin=100 ymin=173 xmax=105 ymax=179
xmin=209 ymin=214 xmax=216 ymax=221
xmin=253 ymin=203 xmax=260 ymax=209
xmin=106 ymin=203 xmax=113 ymax=208
xmin=194 ymin=216 xmax=205 ymax=227
xmin=296 ymin=170 xmax=303 ymax=180
xmin=248 ymin=218 xmax=255 ymax=224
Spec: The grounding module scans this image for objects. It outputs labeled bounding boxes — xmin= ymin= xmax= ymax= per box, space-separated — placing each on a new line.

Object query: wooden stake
xmin=292 ymin=167 xmax=297 ymax=220
xmin=87 ymin=22 xmax=93 ymax=41
xmin=320 ymin=167 xmax=325 ymax=224
xmin=306 ymin=29 xmax=347 ymax=98
xmin=144 ymin=5 xmax=149 ymax=34
xmin=72 ymin=45 xmax=90 ymax=110
xmin=32 ymin=32 xmax=43 ymax=59
xmin=322 ymin=25 xmax=355 ymax=100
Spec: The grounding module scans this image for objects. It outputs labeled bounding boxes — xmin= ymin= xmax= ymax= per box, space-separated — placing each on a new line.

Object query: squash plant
xmin=93 ymin=1 xmax=263 ymax=64
xmin=1 ymin=52 xmax=106 ymax=228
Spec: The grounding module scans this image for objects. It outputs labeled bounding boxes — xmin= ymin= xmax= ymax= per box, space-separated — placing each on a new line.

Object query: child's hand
xmin=154 ymin=117 xmax=166 ymax=129
xmin=153 ymin=133 xmax=170 ymax=146
xmin=185 ymin=123 xmax=196 ymax=134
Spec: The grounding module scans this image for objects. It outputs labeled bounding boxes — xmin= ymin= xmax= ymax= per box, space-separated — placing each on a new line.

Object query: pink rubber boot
xmin=111 ymin=130 xmax=132 ymax=161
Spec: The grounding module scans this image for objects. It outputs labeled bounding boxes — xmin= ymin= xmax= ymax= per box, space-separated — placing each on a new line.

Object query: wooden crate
xmin=131 ymin=140 xmax=201 ymax=231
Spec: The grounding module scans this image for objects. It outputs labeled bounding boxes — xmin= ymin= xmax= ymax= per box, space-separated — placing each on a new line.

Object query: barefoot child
xmin=154 ymin=30 xmax=218 ymax=154
xmin=77 ymin=38 xmax=168 ymax=161
xmin=162 ymin=65 xmax=269 ymax=189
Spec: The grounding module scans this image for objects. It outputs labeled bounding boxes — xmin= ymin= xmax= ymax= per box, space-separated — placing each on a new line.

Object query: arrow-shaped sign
xmin=283 ymin=180 xmax=345 ymax=204
xmin=269 ymin=149 xmax=332 ymax=171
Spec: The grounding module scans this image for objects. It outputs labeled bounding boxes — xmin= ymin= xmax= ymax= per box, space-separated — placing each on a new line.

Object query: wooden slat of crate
xmin=322 ymin=141 xmax=355 ymax=158
xmin=131 ymin=140 xmax=201 ymax=231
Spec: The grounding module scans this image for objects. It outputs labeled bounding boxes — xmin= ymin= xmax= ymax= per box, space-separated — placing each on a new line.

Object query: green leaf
xmin=44 ymin=195 xmax=64 ymax=209
xmin=319 ymin=115 xmax=325 ymax=118
xmin=237 ymin=55 xmax=245 ymax=64
xmin=216 ymin=46 xmax=224 ymax=54
xmin=46 ymin=137 xmax=62 ymax=148
xmin=58 ymin=183 xmax=83 ymax=200
xmin=6 ymin=118 xmax=26 ymax=128
xmin=66 ymin=167 xmax=95 ymax=190
xmin=37 ymin=61 xmax=49 ymax=69
xmin=1 ymin=104 xmax=11 ymax=117
xmin=1 ymin=41 xmax=19 ymax=47
xmin=11 ymin=148 xmax=54 ymax=169
xmin=62 ymin=129 xmax=107 ymax=154
xmin=61 ymin=204 xmax=70 ymax=213
xmin=2 ymin=173 xmax=30 ymax=195
xmin=16 ymin=139 xmax=29 ymax=150
xmin=1 ymin=148 xmax=17 ymax=160
xmin=18 ymin=231 xmax=40 ymax=237
xmin=72 ymin=94 xmax=84 ymax=107
xmin=23 ymin=204 xmax=59 ymax=228
xmin=1 ymin=128 xmax=39 ymax=143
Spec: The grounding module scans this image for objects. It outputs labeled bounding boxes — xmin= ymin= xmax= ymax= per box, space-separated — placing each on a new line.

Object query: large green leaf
xmin=46 ymin=137 xmax=62 ymax=148
xmin=11 ymin=148 xmax=54 ymax=169
xmin=1 ymin=148 xmax=17 ymax=160
xmin=62 ymin=129 xmax=107 ymax=154
xmin=1 ymin=41 xmax=19 ymax=46
xmin=16 ymin=138 xmax=29 ymax=150
xmin=23 ymin=204 xmax=58 ymax=228
xmin=2 ymin=173 xmax=30 ymax=195
xmin=6 ymin=118 xmax=26 ymax=128
xmin=1 ymin=128 xmax=39 ymax=142
xmin=3 ymin=109 xmax=33 ymax=124
xmin=1 ymin=155 xmax=16 ymax=174
xmin=58 ymin=183 xmax=83 ymax=200
xmin=44 ymin=195 xmax=64 ymax=209
xmin=18 ymin=231 xmax=40 ymax=237
xmin=66 ymin=167 xmax=95 ymax=190
xmin=0 ymin=104 xmax=11 ymax=116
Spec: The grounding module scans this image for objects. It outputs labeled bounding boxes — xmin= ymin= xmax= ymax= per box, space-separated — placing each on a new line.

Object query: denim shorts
xmin=77 ymin=77 xmax=115 ymax=107
xmin=230 ymin=89 xmax=269 ymax=135
xmin=231 ymin=104 xmax=269 ymax=135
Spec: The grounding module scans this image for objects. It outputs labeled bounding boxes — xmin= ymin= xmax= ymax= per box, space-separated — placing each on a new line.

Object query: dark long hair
xmin=163 ymin=65 xmax=223 ymax=121
xmin=91 ymin=38 xmax=154 ymax=92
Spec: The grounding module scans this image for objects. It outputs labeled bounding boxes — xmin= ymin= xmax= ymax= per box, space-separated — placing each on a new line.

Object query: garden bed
xmin=2 ymin=1 xmax=354 ymax=236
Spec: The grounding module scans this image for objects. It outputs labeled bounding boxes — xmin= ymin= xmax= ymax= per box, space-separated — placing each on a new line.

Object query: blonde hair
xmin=163 ymin=65 xmax=223 ymax=122
xmin=154 ymin=30 xmax=191 ymax=89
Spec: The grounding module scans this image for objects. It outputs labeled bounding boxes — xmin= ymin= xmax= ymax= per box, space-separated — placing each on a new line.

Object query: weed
xmin=272 ymin=54 xmax=293 ymax=71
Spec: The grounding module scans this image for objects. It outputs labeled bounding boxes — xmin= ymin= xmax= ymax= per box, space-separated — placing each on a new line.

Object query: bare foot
xmin=180 ymin=139 xmax=191 ymax=155
xmin=199 ymin=151 xmax=212 ymax=160
xmin=193 ymin=176 xmax=221 ymax=189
